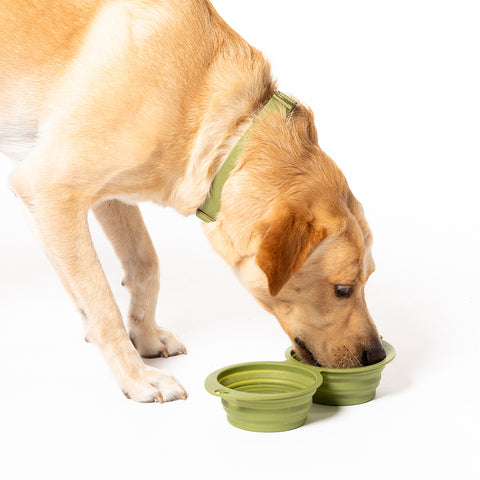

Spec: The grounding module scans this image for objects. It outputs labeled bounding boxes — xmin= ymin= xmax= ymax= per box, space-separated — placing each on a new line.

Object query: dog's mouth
xmin=294 ymin=337 xmax=322 ymax=367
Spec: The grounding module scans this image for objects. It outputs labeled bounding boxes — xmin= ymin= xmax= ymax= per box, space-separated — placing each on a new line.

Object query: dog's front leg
xmin=9 ymin=165 xmax=187 ymax=403
xmin=92 ymin=200 xmax=186 ymax=358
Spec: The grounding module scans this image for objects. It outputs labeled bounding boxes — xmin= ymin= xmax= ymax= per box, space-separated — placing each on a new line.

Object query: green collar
xmin=196 ymin=91 xmax=297 ymax=223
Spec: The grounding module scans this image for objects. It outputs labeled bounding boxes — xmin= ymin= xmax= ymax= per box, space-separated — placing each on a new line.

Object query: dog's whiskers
xmin=343 ymin=344 xmax=362 ymax=368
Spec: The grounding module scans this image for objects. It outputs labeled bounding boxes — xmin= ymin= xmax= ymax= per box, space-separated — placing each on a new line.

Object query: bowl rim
xmin=205 ymin=360 xmax=323 ymax=400
xmin=284 ymin=340 xmax=396 ymax=374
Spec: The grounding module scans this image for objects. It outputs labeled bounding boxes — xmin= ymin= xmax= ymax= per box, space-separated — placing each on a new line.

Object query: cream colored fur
xmin=1 ymin=0 xmax=384 ymax=402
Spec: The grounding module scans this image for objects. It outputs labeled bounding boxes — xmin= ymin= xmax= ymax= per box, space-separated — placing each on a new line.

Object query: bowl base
xmin=313 ymin=391 xmax=376 ymax=406
xmin=226 ymin=414 xmax=307 ymax=432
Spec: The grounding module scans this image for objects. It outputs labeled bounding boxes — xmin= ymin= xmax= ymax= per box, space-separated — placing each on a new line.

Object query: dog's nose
xmin=362 ymin=345 xmax=386 ymax=366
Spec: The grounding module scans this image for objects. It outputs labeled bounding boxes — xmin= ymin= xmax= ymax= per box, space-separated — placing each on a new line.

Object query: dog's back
xmin=0 ymin=1 xmax=97 ymax=159
xmin=0 ymin=0 xmax=258 ymax=164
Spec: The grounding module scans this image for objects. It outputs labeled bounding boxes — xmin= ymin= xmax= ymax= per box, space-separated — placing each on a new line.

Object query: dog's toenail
xmin=154 ymin=393 xmax=164 ymax=403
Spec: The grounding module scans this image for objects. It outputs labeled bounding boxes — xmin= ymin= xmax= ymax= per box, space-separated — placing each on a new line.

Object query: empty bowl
xmin=284 ymin=340 xmax=395 ymax=406
xmin=205 ymin=361 xmax=323 ymax=432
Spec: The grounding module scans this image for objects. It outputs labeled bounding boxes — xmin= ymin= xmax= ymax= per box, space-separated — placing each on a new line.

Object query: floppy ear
xmin=256 ymin=203 xmax=341 ymax=297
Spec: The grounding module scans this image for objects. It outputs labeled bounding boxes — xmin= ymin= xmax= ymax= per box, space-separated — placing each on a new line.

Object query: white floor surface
xmin=1 ymin=1 xmax=478 ymax=478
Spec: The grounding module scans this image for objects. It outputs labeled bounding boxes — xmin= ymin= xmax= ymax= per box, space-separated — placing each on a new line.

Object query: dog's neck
xmin=196 ymin=91 xmax=297 ymax=223
xmin=169 ymin=84 xmax=273 ymax=216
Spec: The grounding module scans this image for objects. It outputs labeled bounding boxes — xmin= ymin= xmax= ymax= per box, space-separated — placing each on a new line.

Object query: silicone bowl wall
xmin=284 ymin=340 xmax=395 ymax=406
xmin=205 ymin=361 xmax=323 ymax=432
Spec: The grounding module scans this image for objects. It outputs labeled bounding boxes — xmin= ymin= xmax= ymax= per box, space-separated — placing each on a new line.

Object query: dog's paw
xmin=129 ymin=325 xmax=187 ymax=359
xmin=121 ymin=366 xmax=187 ymax=403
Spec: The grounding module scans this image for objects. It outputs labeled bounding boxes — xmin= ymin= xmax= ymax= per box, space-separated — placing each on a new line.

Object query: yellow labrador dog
xmin=1 ymin=0 xmax=385 ymax=402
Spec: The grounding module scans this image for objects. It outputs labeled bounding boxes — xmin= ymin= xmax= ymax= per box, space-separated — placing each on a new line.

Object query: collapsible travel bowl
xmin=205 ymin=361 xmax=323 ymax=432
xmin=284 ymin=340 xmax=396 ymax=406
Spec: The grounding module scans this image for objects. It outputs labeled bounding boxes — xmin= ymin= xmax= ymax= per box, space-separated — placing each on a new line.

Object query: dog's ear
xmin=256 ymin=201 xmax=343 ymax=296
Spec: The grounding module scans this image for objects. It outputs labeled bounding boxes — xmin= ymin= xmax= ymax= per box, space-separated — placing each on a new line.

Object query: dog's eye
xmin=334 ymin=285 xmax=354 ymax=298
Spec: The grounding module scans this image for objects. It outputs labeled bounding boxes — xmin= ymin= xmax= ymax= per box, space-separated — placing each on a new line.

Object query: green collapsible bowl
xmin=205 ymin=361 xmax=323 ymax=432
xmin=284 ymin=340 xmax=395 ymax=406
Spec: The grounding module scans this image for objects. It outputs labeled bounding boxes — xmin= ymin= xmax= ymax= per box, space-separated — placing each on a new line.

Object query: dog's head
xmin=204 ymin=103 xmax=385 ymax=368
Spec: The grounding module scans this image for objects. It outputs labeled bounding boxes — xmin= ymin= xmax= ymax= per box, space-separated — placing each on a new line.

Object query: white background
xmin=1 ymin=1 xmax=479 ymax=478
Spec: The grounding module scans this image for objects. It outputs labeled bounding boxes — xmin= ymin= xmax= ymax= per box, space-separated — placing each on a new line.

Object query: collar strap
xmin=196 ymin=91 xmax=297 ymax=223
